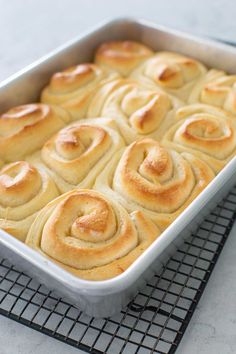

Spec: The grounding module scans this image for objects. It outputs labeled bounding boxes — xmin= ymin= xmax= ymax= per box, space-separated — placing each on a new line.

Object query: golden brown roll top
xmin=130 ymin=51 xmax=207 ymax=101
xmin=0 ymin=161 xmax=59 ymax=241
xmin=26 ymin=189 xmax=161 ymax=280
xmin=40 ymin=118 xmax=124 ymax=192
xmin=0 ymin=103 xmax=71 ymax=162
xmin=162 ymin=104 xmax=236 ymax=172
xmin=95 ymin=138 xmax=215 ymax=230
xmin=94 ymin=40 xmax=154 ymax=76
xmin=88 ymin=79 xmax=182 ymax=143
xmin=41 ymin=63 xmax=120 ymax=119
xmin=189 ymin=72 xmax=236 ymax=115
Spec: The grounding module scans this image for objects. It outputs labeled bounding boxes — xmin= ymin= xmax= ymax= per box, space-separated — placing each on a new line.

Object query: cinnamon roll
xmin=189 ymin=72 xmax=236 ymax=115
xmin=130 ymin=52 xmax=207 ymax=101
xmin=40 ymin=118 xmax=124 ymax=192
xmin=0 ymin=161 xmax=59 ymax=241
xmin=26 ymin=189 xmax=160 ymax=280
xmin=88 ymin=79 xmax=182 ymax=144
xmin=95 ymin=138 xmax=215 ymax=230
xmin=0 ymin=103 xmax=70 ymax=162
xmin=41 ymin=63 xmax=120 ymax=120
xmin=95 ymin=40 xmax=154 ymax=76
xmin=162 ymin=104 xmax=236 ymax=172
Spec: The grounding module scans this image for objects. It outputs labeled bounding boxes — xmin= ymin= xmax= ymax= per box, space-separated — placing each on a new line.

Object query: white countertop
xmin=1 ymin=1 xmax=236 ymax=353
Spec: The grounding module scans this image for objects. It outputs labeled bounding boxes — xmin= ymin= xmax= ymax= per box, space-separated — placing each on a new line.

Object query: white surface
xmin=1 ymin=0 xmax=236 ymax=353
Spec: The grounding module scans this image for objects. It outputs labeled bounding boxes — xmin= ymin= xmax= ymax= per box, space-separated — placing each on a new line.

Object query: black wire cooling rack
xmin=0 ymin=186 xmax=236 ymax=354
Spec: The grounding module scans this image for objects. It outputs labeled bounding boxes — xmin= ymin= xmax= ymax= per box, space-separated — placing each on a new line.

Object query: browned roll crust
xmin=41 ymin=63 xmax=120 ymax=119
xmin=39 ymin=118 xmax=124 ymax=192
xmin=95 ymin=138 xmax=215 ymax=230
xmin=94 ymin=40 xmax=154 ymax=76
xmin=26 ymin=189 xmax=161 ymax=280
xmin=0 ymin=103 xmax=71 ymax=162
xmin=87 ymin=79 xmax=182 ymax=143
xmin=0 ymin=161 xmax=59 ymax=241
xmin=130 ymin=51 xmax=207 ymax=101
xmin=162 ymin=104 xmax=236 ymax=172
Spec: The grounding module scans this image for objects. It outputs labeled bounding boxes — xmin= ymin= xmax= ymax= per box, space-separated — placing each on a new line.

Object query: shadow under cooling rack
xmin=0 ymin=186 xmax=236 ymax=354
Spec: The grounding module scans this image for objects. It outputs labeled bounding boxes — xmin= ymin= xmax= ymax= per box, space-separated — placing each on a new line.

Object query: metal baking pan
xmin=1 ymin=18 xmax=236 ymax=318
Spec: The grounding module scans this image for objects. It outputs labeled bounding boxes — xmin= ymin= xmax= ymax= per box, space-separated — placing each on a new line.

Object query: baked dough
xmin=26 ymin=189 xmax=161 ymax=280
xmin=95 ymin=40 xmax=154 ymax=76
xmin=88 ymin=79 xmax=182 ymax=143
xmin=0 ymin=103 xmax=71 ymax=162
xmin=189 ymin=72 xmax=236 ymax=115
xmin=2 ymin=40 xmax=235 ymax=281
xmin=0 ymin=160 xmax=59 ymax=241
xmin=130 ymin=52 xmax=207 ymax=101
xmin=95 ymin=138 xmax=215 ymax=230
xmin=41 ymin=63 xmax=120 ymax=119
xmin=162 ymin=104 xmax=236 ymax=172
xmin=39 ymin=118 xmax=124 ymax=192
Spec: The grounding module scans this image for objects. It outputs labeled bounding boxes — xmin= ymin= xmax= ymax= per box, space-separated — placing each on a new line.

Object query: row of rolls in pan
xmin=0 ymin=40 xmax=236 ymax=280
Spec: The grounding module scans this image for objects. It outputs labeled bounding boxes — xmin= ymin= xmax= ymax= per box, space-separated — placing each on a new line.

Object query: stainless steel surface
xmin=0 ymin=18 xmax=236 ymax=317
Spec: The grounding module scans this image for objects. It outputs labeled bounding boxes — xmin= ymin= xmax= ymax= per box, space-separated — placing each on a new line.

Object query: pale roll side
xmin=0 ymin=161 xmax=59 ymax=241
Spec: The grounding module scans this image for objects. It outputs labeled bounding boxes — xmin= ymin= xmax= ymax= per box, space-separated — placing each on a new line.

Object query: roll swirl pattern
xmin=0 ymin=161 xmax=59 ymax=241
xmin=87 ymin=79 xmax=182 ymax=143
xmin=130 ymin=52 xmax=207 ymax=101
xmin=26 ymin=189 xmax=161 ymax=280
xmin=189 ymin=72 xmax=236 ymax=115
xmin=41 ymin=63 xmax=120 ymax=120
xmin=41 ymin=118 xmax=124 ymax=192
xmin=0 ymin=103 xmax=71 ymax=162
xmin=95 ymin=138 xmax=215 ymax=230
xmin=94 ymin=40 xmax=154 ymax=76
xmin=3 ymin=39 xmax=236 ymax=280
xmin=162 ymin=104 xmax=236 ymax=172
